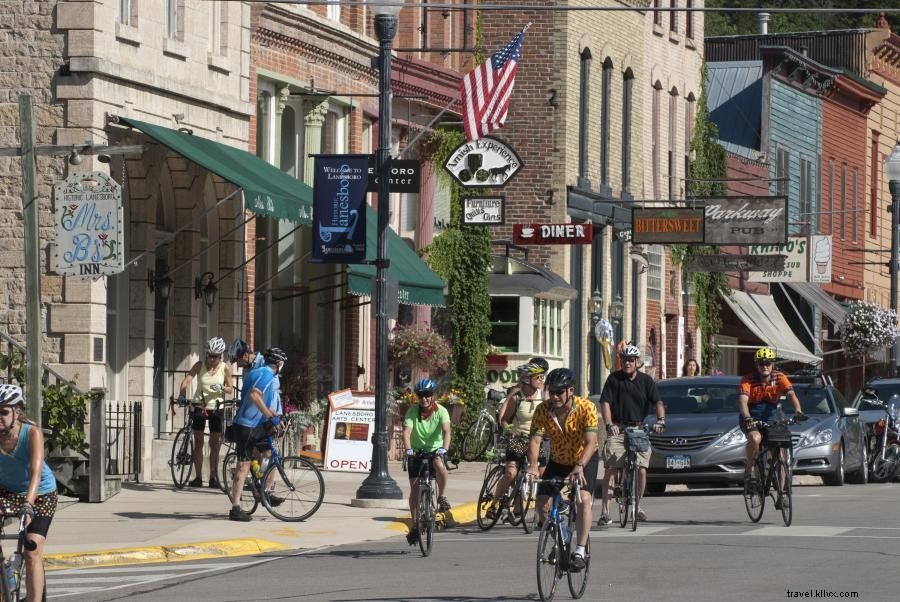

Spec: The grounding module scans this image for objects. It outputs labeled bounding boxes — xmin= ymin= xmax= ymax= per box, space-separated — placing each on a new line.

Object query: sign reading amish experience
xmin=702 ymin=196 xmax=787 ymax=245
xmin=443 ymin=136 xmax=523 ymax=188
xmin=54 ymin=171 xmax=124 ymax=279
xmin=513 ymin=223 xmax=592 ymax=245
xmin=462 ymin=196 xmax=505 ymax=225
xmin=312 ymin=155 xmax=368 ymax=264
xmin=367 ymin=159 xmax=421 ymax=193
xmin=632 ymin=208 xmax=705 ymax=244
xmin=684 ymin=254 xmax=786 ymax=272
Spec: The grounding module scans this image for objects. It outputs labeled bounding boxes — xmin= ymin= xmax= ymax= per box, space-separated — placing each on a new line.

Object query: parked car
xmin=644 ymin=373 xmax=868 ymax=494
xmin=851 ymin=377 xmax=900 ymax=448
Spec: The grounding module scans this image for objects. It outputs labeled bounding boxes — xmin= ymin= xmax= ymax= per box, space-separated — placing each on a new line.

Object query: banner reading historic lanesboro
xmin=312 ymin=155 xmax=368 ymax=263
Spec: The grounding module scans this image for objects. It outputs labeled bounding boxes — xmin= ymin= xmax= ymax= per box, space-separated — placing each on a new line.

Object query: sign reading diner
xmin=632 ymin=208 xmax=705 ymax=244
xmin=513 ymin=223 xmax=593 ymax=245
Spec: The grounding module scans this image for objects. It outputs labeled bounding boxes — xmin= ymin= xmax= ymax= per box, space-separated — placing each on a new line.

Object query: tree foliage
xmin=705 ymin=1 xmax=895 ymax=37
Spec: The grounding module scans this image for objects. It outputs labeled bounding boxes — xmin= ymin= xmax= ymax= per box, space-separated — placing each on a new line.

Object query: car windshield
xmin=657 ymin=385 xmax=741 ymax=414
xmin=779 ymin=385 xmax=832 ymax=415
xmin=854 ymin=382 xmax=900 ymax=411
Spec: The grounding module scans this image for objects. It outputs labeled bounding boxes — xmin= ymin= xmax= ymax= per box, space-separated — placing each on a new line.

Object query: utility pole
xmin=20 ymin=95 xmax=43 ymax=425
xmin=891 ymin=180 xmax=900 ymax=376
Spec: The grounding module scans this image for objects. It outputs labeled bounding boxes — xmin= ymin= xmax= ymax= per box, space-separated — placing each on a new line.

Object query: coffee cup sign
xmin=513 ymin=223 xmax=593 ymax=245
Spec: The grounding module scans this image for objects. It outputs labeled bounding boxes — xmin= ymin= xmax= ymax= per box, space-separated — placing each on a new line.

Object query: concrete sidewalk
xmin=42 ymin=461 xmax=488 ymax=570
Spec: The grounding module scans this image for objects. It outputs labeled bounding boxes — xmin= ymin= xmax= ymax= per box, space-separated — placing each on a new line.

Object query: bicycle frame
xmin=0 ymin=512 xmax=38 ymax=602
xmin=404 ymin=451 xmax=442 ymax=556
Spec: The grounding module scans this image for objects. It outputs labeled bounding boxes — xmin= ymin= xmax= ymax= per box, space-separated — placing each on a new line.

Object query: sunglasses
xmin=417 ymin=393 xmax=434 ymax=399
xmin=547 ymin=387 xmax=567 ymax=396
xmin=622 ymin=357 xmax=638 ymax=363
xmin=531 ymin=374 xmax=545 ymax=380
xmin=756 ymin=361 xmax=774 ymax=367
xmin=0 ymin=408 xmax=14 ymax=417
xmin=208 ymin=354 xmax=221 ymax=359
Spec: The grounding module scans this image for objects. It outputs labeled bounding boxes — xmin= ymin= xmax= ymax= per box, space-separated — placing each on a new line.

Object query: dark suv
xmin=851 ymin=377 xmax=900 ymax=449
xmin=645 ymin=372 xmax=868 ymax=494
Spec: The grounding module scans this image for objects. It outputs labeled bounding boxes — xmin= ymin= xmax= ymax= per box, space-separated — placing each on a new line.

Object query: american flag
xmin=460 ymin=28 xmax=526 ymax=142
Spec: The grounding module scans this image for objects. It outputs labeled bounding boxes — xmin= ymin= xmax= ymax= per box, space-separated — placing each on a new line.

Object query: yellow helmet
xmin=754 ymin=347 xmax=776 ymax=362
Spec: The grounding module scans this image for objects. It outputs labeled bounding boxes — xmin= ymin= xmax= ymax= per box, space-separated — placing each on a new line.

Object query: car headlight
xmin=798 ymin=428 xmax=833 ymax=448
xmin=714 ymin=427 xmax=746 ymax=448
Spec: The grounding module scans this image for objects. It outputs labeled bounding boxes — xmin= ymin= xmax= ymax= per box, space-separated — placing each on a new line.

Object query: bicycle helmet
xmin=619 ymin=343 xmax=641 ymax=359
xmin=206 ymin=337 xmax=226 ymax=355
xmin=263 ymin=347 xmax=288 ymax=365
xmin=754 ymin=347 xmax=776 ymax=362
xmin=545 ymin=368 xmax=575 ymax=390
xmin=414 ymin=378 xmax=437 ymax=396
xmin=228 ymin=338 xmax=250 ymax=361
xmin=527 ymin=357 xmax=550 ymax=373
xmin=0 ymin=383 xmax=25 ymax=407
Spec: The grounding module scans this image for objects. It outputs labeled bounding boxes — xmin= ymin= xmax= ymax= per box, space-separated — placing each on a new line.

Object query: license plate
xmin=666 ymin=455 xmax=691 ymax=470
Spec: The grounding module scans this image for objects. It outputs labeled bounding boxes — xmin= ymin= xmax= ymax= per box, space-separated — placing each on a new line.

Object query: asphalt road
xmin=48 ymin=482 xmax=900 ymax=602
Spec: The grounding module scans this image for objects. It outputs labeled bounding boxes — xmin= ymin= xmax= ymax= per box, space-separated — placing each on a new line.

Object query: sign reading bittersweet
xmin=54 ymin=171 xmax=124 ymax=279
xmin=702 ymin=196 xmax=787 ymax=245
xmin=462 ymin=196 xmax=505 ymax=225
xmin=513 ymin=223 xmax=593 ymax=245
xmin=632 ymin=208 xmax=705 ymax=244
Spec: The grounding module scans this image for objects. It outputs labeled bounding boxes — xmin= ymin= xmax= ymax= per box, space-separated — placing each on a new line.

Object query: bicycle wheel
xmin=461 ymin=418 xmax=493 ymax=462
xmin=476 ymin=465 xmax=505 ymax=531
xmin=218 ymin=442 xmax=235 ymax=494
xmin=616 ymin=468 xmax=629 ymax=529
xmin=221 ymin=452 xmax=259 ymax=515
xmin=514 ymin=474 xmax=537 ymax=533
xmin=775 ymin=449 xmax=793 ymax=527
xmin=743 ymin=456 xmax=766 ymax=523
xmin=629 ymin=461 xmax=639 ymax=532
xmin=536 ymin=519 xmax=562 ymax=602
xmin=416 ymin=484 xmax=435 ymax=557
xmin=169 ymin=426 xmax=194 ymax=489
xmin=261 ymin=456 xmax=325 ymax=522
xmin=567 ymin=535 xmax=590 ymax=599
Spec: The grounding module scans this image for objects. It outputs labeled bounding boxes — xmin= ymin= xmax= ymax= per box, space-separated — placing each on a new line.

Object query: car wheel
xmin=645 ymin=482 xmax=666 ymax=496
xmin=847 ymin=443 xmax=868 ymax=485
xmin=823 ymin=445 xmax=845 ymax=487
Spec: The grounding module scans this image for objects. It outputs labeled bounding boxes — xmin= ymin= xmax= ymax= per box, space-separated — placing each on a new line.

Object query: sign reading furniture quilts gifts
xmin=513 ymin=223 xmax=592 ymax=245
xmin=462 ymin=196 xmax=505 ymax=225
xmin=54 ymin=171 xmax=124 ymax=278
xmin=312 ymin=155 xmax=368 ymax=264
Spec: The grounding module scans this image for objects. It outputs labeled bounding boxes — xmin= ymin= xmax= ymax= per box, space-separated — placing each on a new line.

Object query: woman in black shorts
xmin=0 ymin=383 xmax=57 ymax=601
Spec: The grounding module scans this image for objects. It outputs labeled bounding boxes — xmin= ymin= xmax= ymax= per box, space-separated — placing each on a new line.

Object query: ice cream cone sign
xmin=811 ymin=235 xmax=832 ymax=283
xmin=593 ymin=318 xmax=614 ymax=369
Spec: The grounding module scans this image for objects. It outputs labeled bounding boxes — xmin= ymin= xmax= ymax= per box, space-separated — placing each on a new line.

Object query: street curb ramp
xmin=387 ymin=501 xmax=479 ymax=532
xmin=44 ymin=538 xmax=288 ymax=571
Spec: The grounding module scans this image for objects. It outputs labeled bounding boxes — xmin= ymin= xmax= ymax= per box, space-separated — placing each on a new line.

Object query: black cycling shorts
xmin=191 ymin=407 xmax=225 ymax=434
xmin=231 ymin=423 xmax=267 ymax=461
xmin=537 ymin=455 xmax=599 ymax=498
xmin=407 ymin=454 xmax=446 ymax=480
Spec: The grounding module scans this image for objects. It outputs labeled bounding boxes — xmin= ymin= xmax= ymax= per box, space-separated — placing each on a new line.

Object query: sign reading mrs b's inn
xmin=54 ymin=171 xmax=124 ymax=278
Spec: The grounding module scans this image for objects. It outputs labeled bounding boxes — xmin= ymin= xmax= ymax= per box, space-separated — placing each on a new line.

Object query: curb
xmin=44 ymin=538 xmax=288 ymax=571
xmin=387 ymin=501 xmax=480 ymax=533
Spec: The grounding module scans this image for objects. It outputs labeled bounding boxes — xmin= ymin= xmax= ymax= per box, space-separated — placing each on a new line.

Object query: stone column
xmin=272 ymin=85 xmax=291 ymax=169
xmin=414 ymin=160 xmax=436 ymax=330
xmin=302 ymin=99 xmax=329 ymax=184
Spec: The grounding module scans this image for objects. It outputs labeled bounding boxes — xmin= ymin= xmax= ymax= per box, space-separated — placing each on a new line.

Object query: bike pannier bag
xmin=625 ymin=429 xmax=651 ymax=453
xmin=763 ymin=423 xmax=793 ymax=448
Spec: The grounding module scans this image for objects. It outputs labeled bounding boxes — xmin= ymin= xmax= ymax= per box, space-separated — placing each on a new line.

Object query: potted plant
xmin=840 ymin=301 xmax=900 ymax=358
xmin=388 ymin=324 xmax=451 ymax=375
xmin=438 ymin=388 xmax=466 ymax=424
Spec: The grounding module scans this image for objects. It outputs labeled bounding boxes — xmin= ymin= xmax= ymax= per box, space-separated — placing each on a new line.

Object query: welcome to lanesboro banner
xmin=312 ymin=155 xmax=368 ymax=264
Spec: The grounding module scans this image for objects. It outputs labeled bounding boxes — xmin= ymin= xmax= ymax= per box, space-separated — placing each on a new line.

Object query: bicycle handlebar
xmin=1 ymin=510 xmax=37 ymax=551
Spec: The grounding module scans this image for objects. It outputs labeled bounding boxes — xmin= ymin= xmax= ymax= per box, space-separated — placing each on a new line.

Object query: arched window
xmin=621 ymin=69 xmax=634 ymax=196
xmin=600 ymin=58 xmax=613 ymax=188
xmin=652 ymin=81 xmax=662 ymax=199
xmin=669 ymin=87 xmax=679 ymax=199
xmin=578 ymin=48 xmax=592 ymax=187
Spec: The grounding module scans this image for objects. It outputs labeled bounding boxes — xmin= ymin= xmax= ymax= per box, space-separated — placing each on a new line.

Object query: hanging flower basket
xmin=840 ymin=301 xmax=900 ymax=359
xmin=388 ymin=324 xmax=452 ymax=375
xmin=438 ymin=389 xmax=466 ymax=424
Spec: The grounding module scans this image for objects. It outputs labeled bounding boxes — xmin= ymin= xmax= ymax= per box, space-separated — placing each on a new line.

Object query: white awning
xmin=784 ymin=282 xmax=848 ymax=328
xmin=720 ymin=290 xmax=821 ymax=364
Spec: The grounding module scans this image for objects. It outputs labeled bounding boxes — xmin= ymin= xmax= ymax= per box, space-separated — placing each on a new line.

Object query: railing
xmin=0 ymin=331 xmax=84 ymax=395
xmin=154 ymin=370 xmax=244 ymax=436
xmin=106 ymin=400 xmax=142 ymax=482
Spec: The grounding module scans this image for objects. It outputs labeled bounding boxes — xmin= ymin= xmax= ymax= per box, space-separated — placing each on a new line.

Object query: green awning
xmin=119 ymin=117 xmax=313 ymax=224
xmin=347 ymin=213 xmax=446 ymax=307
xmin=120 ymin=117 xmax=445 ymax=307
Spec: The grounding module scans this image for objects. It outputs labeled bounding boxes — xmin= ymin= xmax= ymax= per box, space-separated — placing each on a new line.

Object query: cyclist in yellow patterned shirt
xmin=526 ymin=368 xmax=598 ymax=572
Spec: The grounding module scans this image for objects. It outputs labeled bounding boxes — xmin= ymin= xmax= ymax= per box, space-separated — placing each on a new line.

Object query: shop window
xmin=489 ymin=296 xmax=519 ymax=352
xmin=647 ymin=245 xmax=662 ymax=301
xmin=533 ymin=298 xmax=563 ymax=357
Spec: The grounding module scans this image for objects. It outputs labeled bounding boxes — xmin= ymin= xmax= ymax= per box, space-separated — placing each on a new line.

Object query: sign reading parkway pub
xmin=54 ymin=171 xmax=124 ymax=278
xmin=443 ymin=136 xmax=523 ymax=188
xmin=513 ymin=223 xmax=593 ymax=245
xmin=702 ymin=196 xmax=787 ymax=245
xmin=632 ymin=208 xmax=705 ymax=244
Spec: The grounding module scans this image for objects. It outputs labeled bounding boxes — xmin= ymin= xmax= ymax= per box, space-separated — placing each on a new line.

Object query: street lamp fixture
xmin=147 ymin=269 xmax=173 ymax=301
xmin=589 ymin=289 xmax=603 ymax=323
xmin=194 ymin=272 xmax=218 ymax=312
xmin=356 ymin=0 xmax=405 ymax=501
xmin=884 ymin=142 xmax=900 ymax=375
xmin=609 ymin=293 xmax=625 ymax=321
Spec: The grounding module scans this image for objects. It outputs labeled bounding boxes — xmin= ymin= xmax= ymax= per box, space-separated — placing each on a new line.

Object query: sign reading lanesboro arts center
xmin=632 ymin=208 xmax=705 ymax=244
xmin=462 ymin=196 xmax=505 ymax=225
xmin=366 ymin=158 xmax=421 ymax=193
xmin=54 ymin=171 xmax=124 ymax=278
xmin=513 ymin=223 xmax=592 ymax=245
xmin=702 ymin=196 xmax=787 ymax=245
xmin=684 ymin=254 xmax=786 ymax=272
xmin=748 ymin=237 xmax=808 ymax=282
xmin=443 ymin=136 xmax=523 ymax=188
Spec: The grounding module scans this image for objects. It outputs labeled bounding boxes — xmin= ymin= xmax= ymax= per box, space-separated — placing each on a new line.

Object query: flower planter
xmin=444 ymin=404 xmax=465 ymax=425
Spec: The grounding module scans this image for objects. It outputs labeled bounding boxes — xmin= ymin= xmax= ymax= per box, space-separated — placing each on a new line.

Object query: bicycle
xmin=533 ymin=476 xmax=590 ymax=602
xmin=402 ymin=450 xmax=446 ymax=557
xmin=0 ymin=510 xmax=44 ymax=602
xmin=221 ymin=429 xmax=325 ymax=522
xmin=476 ymin=437 xmax=537 ymax=533
xmin=613 ymin=425 xmax=652 ymax=532
xmin=168 ymin=397 xmax=234 ymax=489
xmin=743 ymin=416 xmax=797 ymax=527
xmin=460 ymin=389 xmax=505 ymax=462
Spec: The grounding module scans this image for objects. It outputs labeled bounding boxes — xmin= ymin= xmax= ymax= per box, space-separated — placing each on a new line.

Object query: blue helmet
xmin=414 ymin=378 xmax=437 ymax=396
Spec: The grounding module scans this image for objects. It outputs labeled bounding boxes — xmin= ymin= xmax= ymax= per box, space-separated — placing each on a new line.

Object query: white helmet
xmin=0 ymin=383 xmax=25 ymax=407
xmin=206 ymin=337 xmax=226 ymax=355
xmin=619 ymin=344 xmax=642 ymax=359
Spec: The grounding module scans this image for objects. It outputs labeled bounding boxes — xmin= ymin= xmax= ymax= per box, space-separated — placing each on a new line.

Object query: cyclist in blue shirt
xmin=228 ymin=338 xmax=266 ymax=371
xmin=228 ymin=348 xmax=286 ymax=522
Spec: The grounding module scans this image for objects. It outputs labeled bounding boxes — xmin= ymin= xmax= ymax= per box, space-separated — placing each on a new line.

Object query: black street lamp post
xmin=885 ymin=143 xmax=900 ymax=375
xmin=357 ymin=0 xmax=404 ymax=500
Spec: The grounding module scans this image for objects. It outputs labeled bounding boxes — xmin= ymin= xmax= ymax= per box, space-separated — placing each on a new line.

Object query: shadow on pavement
xmin=115 ymin=511 xmax=224 ymax=520
xmin=332 ymin=596 xmax=537 ymax=601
